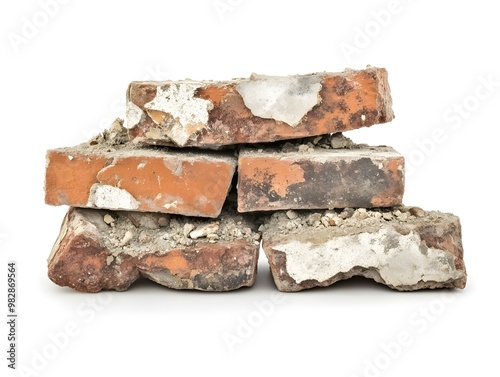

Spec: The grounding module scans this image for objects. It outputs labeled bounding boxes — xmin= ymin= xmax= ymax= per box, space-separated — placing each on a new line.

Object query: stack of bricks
xmin=45 ymin=67 xmax=467 ymax=293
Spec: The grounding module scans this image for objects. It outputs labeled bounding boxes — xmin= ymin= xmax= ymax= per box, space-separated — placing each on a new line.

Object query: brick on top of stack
xmin=124 ymin=67 xmax=393 ymax=148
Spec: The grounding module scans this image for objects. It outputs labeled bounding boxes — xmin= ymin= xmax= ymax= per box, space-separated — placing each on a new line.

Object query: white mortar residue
xmin=124 ymin=101 xmax=146 ymax=129
xmin=144 ymin=83 xmax=213 ymax=146
xmin=274 ymin=228 xmax=463 ymax=287
xmin=87 ymin=184 xmax=140 ymax=210
xmin=236 ymin=74 xmax=322 ymax=127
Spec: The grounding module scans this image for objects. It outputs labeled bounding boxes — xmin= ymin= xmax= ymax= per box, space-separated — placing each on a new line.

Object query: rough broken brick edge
xmin=48 ymin=207 xmax=260 ymax=292
xmin=125 ymin=67 xmax=394 ymax=148
xmin=260 ymin=207 xmax=466 ymax=292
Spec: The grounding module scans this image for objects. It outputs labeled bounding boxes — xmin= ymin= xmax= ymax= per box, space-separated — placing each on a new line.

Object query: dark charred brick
xmin=237 ymin=146 xmax=404 ymax=212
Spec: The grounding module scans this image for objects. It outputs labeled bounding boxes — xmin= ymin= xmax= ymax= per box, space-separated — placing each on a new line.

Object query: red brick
xmin=261 ymin=208 xmax=466 ymax=292
xmin=45 ymin=144 xmax=236 ymax=218
xmin=237 ymin=146 xmax=404 ymax=212
xmin=48 ymin=207 xmax=260 ymax=292
xmin=125 ymin=67 xmax=394 ymax=148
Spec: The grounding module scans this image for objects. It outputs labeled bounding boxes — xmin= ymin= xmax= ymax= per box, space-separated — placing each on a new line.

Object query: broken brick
xmin=45 ymin=142 xmax=236 ymax=218
xmin=125 ymin=67 xmax=394 ymax=148
xmin=48 ymin=207 xmax=260 ymax=292
xmin=261 ymin=207 xmax=466 ymax=292
xmin=238 ymin=145 xmax=404 ymax=212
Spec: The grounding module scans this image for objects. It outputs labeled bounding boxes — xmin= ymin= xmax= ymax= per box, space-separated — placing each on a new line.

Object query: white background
xmin=1 ymin=1 xmax=498 ymax=376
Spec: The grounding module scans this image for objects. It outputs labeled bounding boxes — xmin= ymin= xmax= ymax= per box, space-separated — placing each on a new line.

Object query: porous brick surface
xmin=260 ymin=207 xmax=466 ymax=291
xmin=48 ymin=206 xmax=260 ymax=292
xmin=238 ymin=141 xmax=404 ymax=212
xmin=45 ymin=122 xmax=236 ymax=218
xmin=125 ymin=67 xmax=393 ymax=148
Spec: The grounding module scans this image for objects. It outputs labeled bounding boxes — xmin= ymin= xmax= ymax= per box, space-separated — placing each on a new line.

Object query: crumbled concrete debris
xmin=158 ymin=216 xmax=170 ymax=227
xmin=396 ymin=211 xmax=409 ymax=221
xmin=85 ymin=205 xmax=261 ymax=258
xmin=339 ymin=208 xmax=355 ymax=219
xmin=409 ymin=207 xmax=425 ymax=217
xmin=382 ymin=212 xmax=393 ymax=221
xmin=88 ymin=118 xmax=129 ymax=147
xmin=189 ymin=224 xmax=219 ymax=240
xmin=330 ymin=133 xmax=355 ymax=149
xmin=278 ymin=133 xmax=357 ymax=153
xmin=355 ymin=208 xmax=369 ymax=220
xmin=297 ymin=144 xmax=311 ymax=153
xmin=121 ymin=230 xmax=134 ymax=246
xmin=306 ymin=213 xmax=322 ymax=226
xmin=103 ymin=214 xmax=115 ymax=225
xmin=106 ymin=256 xmax=114 ymax=266
xmin=259 ymin=207 xmax=455 ymax=237
xmin=139 ymin=216 xmax=160 ymax=229
xmin=261 ymin=207 xmax=467 ymax=292
xmin=183 ymin=223 xmax=195 ymax=237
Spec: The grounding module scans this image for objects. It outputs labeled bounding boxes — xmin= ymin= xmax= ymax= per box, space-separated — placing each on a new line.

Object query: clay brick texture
xmin=261 ymin=207 xmax=466 ymax=292
xmin=125 ymin=67 xmax=393 ymax=148
xmin=48 ymin=207 xmax=260 ymax=292
xmin=44 ymin=67 xmax=468 ymax=294
xmin=238 ymin=146 xmax=404 ymax=212
xmin=45 ymin=145 xmax=236 ymax=218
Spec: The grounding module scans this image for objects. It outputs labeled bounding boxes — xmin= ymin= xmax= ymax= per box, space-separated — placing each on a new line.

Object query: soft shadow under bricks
xmin=45 ymin=67 xmax=467 ymax=292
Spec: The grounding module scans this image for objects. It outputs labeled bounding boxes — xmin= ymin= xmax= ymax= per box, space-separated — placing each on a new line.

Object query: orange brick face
xmin=45 ymin=147 xmax=236 ymax=217
xmin=237 ymin=146 xmax=404 ymax=212
xmin=126 ymin=67 xmax=394 ymax=148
